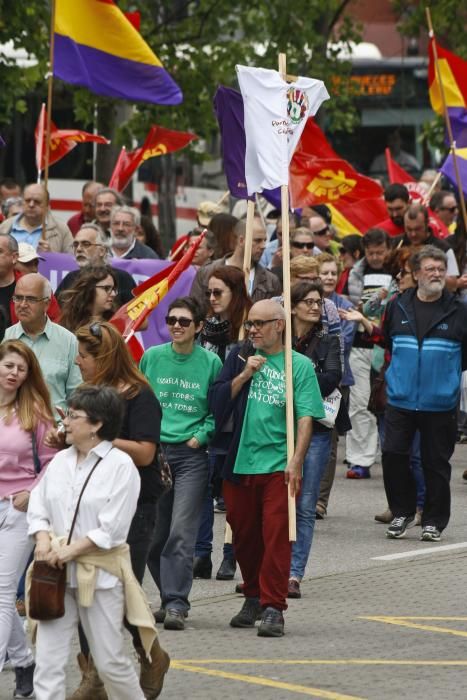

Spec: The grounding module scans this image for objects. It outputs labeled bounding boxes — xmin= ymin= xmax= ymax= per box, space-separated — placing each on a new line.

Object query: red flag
xmin=295 ymin=118 xmax=339 ymax=160
xmin=109 ymin=125 xmax=198 ymax=192
xmin=110 ymin=233 xmax=206 ymax=361
xmin=290 ymin=154 xmax=383 ymax=208
xmin=328 ymin=198 xmax=388 ymax=236
xmin=385 ymin=148 xmax=415 ymax=184
xmin=35 ymin=107 xmax=110 ymax=172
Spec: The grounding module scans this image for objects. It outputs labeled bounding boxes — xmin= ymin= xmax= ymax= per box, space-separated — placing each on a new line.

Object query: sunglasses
xmin=89 ymin=322 xmax=102 ymax=339
xmin=313 ymin=226 xmax=330 ymax=236
xmin=439 ymin=205 xmax=458 ymax=213
xmin=292 ymin=241 xmax=314 ymax=250
xmin=165 ymin=316 xmax=194 ymax=328
xmin=205 ymin=289 xmax=224 ymax=299
xmin=243 ymin=318 xmax=279 ymax=331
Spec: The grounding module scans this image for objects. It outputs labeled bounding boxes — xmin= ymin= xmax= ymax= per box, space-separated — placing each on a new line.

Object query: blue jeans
xmin=147 ymin=443 xmax=209 ymax=613
xmin=195 ymin=453 xmax=234 ymax=559
xmin=290 ymin=431 xmax=332 ymax=580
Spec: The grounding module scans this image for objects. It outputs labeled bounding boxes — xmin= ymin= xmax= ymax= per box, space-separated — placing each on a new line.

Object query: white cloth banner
xmin=236 ymin=65 xmax=329 ymax=195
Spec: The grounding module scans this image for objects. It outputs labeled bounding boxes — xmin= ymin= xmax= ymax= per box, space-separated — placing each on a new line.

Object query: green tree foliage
xmin=0 ymin=1 xmax=49 ymax=123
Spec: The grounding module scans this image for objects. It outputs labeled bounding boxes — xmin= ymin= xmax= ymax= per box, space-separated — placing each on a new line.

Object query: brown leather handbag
xmin=29 ymin=455 xmax=104 ymax=621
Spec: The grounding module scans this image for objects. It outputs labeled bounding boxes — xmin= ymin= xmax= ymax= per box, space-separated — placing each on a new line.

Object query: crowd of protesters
xmin=0 ymin=173 xmax=467 ymax=699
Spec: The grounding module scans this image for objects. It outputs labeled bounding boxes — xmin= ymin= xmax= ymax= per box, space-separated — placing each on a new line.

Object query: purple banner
xmin=39 ymin=252 xmax=196 ymax=349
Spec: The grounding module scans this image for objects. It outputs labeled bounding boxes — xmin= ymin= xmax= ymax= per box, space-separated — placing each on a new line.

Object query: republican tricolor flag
xmin=54 ymin=0 xmax=182 ymax=105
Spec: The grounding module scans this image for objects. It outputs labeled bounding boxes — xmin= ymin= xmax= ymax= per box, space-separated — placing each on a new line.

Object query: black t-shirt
xmin=0 ymin=279 xmax=16 ymax=327
xmin=413 ymin=295 xmax=444 ymax=344
xmin=121 ymin=386 xmax=162 ymax=504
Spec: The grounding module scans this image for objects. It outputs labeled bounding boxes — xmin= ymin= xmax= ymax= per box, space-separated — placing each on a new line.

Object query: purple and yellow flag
xmin=54 ymin=0 xmax=182 ymax=105
xmin=440 ymin=148 xmax=467 ymax=198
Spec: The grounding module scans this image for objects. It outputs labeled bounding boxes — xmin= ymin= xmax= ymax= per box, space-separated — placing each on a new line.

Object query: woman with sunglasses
xmin=193 ymin=267 xmax=251 ymax=581
xmin=288 ymin=281 xmax=350 ymax=600
xmin=141 ymin=297 xmax=222 ymax=631
xmin=59 ymin=265 xmax=118 ymax=333
xmin=56 ymin=322 xmax=170 ymax=700
xmin=0 ymin=340 xmax=56 ymax=699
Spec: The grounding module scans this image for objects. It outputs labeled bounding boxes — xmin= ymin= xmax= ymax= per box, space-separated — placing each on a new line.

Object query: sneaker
xmin=374 ymin=508 xmax=393 ymax=524
xmin=193 ymin=555 xmax=212 ymax=579
xmin=287 ymin=579 xmax=301 ymax=599
xmin=230 ymin=597 xmax=262 ymax=628
xmin=421 ymin=525 xmax=441 ymax=542
xmin=257 ymin=607 xmax=285 ymax=637
xmin=164 ymin=608 xmax=186 ymax=631
xmin=346 ymin=466 xmax=371 ymax=479
xmin=386 ymin=515 xmax=415 ymax=539
xmin=14 ymin=663 xmax=35 ymax=698
xmin=216 ymin=558 xmax=236 ymax=581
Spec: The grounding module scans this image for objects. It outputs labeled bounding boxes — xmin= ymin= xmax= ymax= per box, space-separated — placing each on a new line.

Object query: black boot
xmin=193 ymin=555 xmax=212 ymax=579
xmin=216 ymin=558 xmax=236 ymax=580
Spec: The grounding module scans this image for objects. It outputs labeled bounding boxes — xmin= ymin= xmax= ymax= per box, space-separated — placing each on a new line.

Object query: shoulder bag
xmin=29 ymin=454 xmax=104 ymax=621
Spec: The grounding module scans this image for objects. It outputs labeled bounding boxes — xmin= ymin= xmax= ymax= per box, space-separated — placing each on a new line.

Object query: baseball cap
xmin=197 ymin=200 xmax=227 ymax=226
xmin=17 ymin=242 xmax=45 ymax=263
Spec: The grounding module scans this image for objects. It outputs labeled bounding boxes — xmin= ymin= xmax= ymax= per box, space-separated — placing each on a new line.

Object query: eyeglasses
xmin=243 ymin=318 xmax=279 ymax=331
xmin=95 ymin=285 xmax=117 ymax=295
xmin=205 ymin=289 xmax=224 ymax=299
xmin=299 ymin=298 xmax=323 ymax=309
xmin=72 ymin=240 xmax=101 ymax=250
xmin=313 ymin=226 xmax=330 ymax=237
xmin=65 ymin=410 xmax=88 ymax=421
xmin=292 ymin=241 xmax=314 ymax=250
xmin=439 ymin=205 xmax=458 ymax=213
xmin=12 ymin=295 xmax=49 ymax=304
xmin=165 ymin=316 xmax=194 ymax=328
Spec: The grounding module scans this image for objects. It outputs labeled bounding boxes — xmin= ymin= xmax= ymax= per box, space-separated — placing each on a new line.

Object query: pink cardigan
xmin=0 ymin=414 xmax=57 ymax=498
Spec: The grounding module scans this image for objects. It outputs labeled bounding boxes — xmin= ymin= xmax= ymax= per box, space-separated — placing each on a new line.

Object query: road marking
xmin=178 ymin=658 xmax=467 ymax=666
xmin=172 ymin=661 xmax=366 ymax=699
xmin=361 ymin=615 xmax=467 ymax=638
xmin=371 ymin=541 xmax=467 ymax=560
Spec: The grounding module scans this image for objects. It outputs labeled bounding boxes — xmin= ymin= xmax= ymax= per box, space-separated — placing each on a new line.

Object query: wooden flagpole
xmin=41 ymin=0 xmax=57 ymax=244
xmin=426 ymin=7 xmax=467 ymax=232
xmin=278 ymin=52 xmax=296 ymax=542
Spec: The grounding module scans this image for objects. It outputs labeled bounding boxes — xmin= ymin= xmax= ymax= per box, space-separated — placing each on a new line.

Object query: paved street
xmin=3 ymin=442 xmax=467 ymax=699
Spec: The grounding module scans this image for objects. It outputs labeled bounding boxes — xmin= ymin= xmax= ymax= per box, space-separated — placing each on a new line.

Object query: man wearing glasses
xmin=55 ymin=223 xmax=135 ymax=305
xmin=4 ymin=273 xmax=82 ymax=417
xmin=209 ymin=300 xmax=324 ymax=637
xmin=382 ymin=247 xmax=467 ymax=543
xmin=110 ymin=206 xmax=158 ymax=260
xmin=141 ymin=297 xmax=222 ymax=632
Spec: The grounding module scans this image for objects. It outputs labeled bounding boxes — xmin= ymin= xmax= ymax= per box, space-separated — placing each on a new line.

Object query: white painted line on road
xmin=372 ymin=541 xmax=467 ymax=561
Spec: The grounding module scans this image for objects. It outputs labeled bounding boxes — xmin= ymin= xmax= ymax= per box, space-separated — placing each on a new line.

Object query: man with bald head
xmin=209 ymin=300 xmax=324 ymax=637
xmin=4 ymin=273 xmax=81 ymax=415
xmin=0 ymin=183 xmax=73 ymax=253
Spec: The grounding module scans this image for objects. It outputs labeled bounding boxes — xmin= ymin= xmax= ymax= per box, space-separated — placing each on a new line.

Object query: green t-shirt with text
xmin=234 ymin=349 xmax=325 ymax=475
xmin=140 ymin=343 xmax=222 ymax=445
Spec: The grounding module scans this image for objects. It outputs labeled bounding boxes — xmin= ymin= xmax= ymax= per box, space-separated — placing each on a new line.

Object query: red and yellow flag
xmin=109 ymin=125 xmax=197 ymax=192
xmin=428 ymin=38 xmax=467 ymax=115
xmin=35 ymin=106 xmax=110 ymax=172
xmin=110 ymin=232 xmax=206 ymax=360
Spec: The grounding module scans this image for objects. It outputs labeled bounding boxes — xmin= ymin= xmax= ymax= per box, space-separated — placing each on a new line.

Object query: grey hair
xmin=76 ymin=223 xmax=109 ymax=249
xmin=110 ymin=204 xmax=140 ymax=228
xmin=0 ymin=233 xmax=19 ymax=253
xmin=410 ymin=245 xmax=447 ymax=272
xmin=2 ymin=196 xmax=23 ymax=218
xmin=94 ymin=187 xmax=124 ymax=206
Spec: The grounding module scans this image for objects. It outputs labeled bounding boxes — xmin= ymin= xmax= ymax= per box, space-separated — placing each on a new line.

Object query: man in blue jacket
xmin=382 ymin=245 xmax=467 ymax=542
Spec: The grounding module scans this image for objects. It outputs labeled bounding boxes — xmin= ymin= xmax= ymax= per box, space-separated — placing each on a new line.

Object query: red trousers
xmin=223 ymin=472 xmax=291 ymax=612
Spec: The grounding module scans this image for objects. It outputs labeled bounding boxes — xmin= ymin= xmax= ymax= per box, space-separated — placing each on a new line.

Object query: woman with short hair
xmin=28 ymin=385 xmax=161 ymax=700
